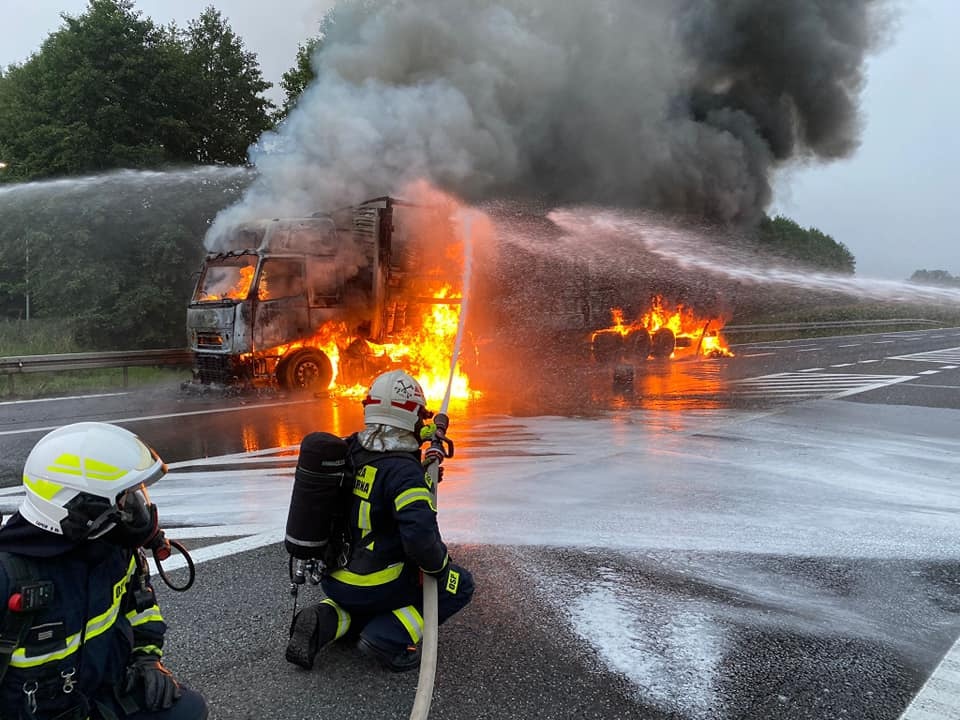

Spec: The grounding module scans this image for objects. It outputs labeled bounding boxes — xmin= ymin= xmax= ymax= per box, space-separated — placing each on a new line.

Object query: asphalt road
xmin=1 ymin=326 xmax=959 ymax=720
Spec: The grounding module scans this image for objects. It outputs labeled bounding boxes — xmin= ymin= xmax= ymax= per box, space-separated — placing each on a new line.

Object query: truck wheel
xmin=627 ymin=329 xmax=651 ymax=360
xmin=650 ymin=328 xmax=676 ymax=359
xmin=592 ymin=331 xmax=624 ymax=364
xmin=280 ymin=350 xmax=333 ymax=392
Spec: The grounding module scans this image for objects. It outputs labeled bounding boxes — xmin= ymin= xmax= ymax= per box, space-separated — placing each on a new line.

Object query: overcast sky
xmin=1 ymin=0 xmax=956 ymax=280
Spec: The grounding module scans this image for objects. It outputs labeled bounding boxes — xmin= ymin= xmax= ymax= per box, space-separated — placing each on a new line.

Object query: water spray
xmin=549 ymin=209 xmax=960 ymax=306
xmin=409 ymin=210 xmax=474 ymax=720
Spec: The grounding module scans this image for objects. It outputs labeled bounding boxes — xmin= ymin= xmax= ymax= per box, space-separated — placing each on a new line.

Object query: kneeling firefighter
xmin=0 ymin=422 xmax=207 ymax=720
xmin=284 ymin=369 xmax=475 ymax=672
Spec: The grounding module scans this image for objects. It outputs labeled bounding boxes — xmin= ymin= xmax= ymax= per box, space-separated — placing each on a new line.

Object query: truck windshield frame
xmin=193 ymin=255 xmax=258 ymax=303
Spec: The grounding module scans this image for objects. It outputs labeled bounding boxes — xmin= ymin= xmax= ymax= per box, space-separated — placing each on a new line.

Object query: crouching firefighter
xmin=0 ymin=422 xmax=207 ymax=720
xmin=284 ymin=369 xmax=475 ymax=672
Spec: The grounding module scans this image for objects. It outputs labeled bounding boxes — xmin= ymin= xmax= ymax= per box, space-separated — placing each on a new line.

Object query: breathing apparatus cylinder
xmin=284 ymin=432 xmax=351 ymax=563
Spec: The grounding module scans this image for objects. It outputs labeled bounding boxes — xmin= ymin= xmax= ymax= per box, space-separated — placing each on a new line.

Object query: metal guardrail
xmin=722 ymin=318 xmax=942 ymax=334
xmin=0 ymin=348 xmax=193 ymax=392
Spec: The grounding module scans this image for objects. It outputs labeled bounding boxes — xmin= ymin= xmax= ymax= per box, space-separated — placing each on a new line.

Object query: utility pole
xmin=24 ymin=236 xmax=30 ymax=323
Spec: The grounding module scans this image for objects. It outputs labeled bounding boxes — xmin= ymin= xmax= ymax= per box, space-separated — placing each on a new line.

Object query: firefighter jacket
xmin=328 ymin=434 xmax=449 ymax=588
xmin=0 ymin=513 xmax=166 ymax=720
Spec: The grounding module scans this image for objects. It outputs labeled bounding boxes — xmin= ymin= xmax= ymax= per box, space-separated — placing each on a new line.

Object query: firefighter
xmin=0 ymin=422 xmax=207 ymax=720
xmin=286 ymin=369 xmax=475 ymax=672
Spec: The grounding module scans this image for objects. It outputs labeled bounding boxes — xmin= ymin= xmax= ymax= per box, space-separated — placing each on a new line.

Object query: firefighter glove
xmin=123 ymin=653 xmax=181 ymax=710
xmin=419 ymin=422 xmax=437 ymax=442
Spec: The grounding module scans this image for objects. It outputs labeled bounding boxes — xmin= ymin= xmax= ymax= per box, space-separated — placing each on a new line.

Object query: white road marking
xmin=838 ymin=344 xmax=862 ymax=348
xmin=147 ymin=530 xmax=281 ymax=575
xmin=0 ymin=398 xmax=318 ymax=437
xmin=799 ymin=368 xmax=824 ymax=373
xmin=0 ymin=392 xmax=129 ymax=407
xmin=900 ymin=639 xmax=960 ymax=720
xmin=942 ymin=366 xmax=959 ymax=370
xmin=872 ymin=340 xmax=896 ymax=344
xmin=740 ymin=353 xmax=776 ymax=358
xmin=919 ymin=370 xmax=941 ymax=376
xmin=860 ymin=359 xmax=881 ymax=364
xmin=831 ymin=363 xmax=854 ymax=368
xmin=889 ymin=348 xmax=960 ymax=364
xmin=733 ymin=372 xmax=917 ymax=400
xmin=798 ymin=348 xmax=821 ymax=352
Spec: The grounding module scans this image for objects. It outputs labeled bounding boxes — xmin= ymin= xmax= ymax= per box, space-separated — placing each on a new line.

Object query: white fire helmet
xmin=19 ymin=422 xmax=167 ymax=540
xmin=362 ymin=370 xmax=429 ymax=432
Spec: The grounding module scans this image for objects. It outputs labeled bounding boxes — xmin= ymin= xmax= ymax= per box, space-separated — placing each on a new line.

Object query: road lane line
xmin=0 ymin=392 xmax=129 ymax=407
xmin=0 ymin=398 xmax=318 ymax=437
xmin=147 ymin=529 xmax=280 ymax=575
xmin=900 ymin=635 xmax=960 ymax=719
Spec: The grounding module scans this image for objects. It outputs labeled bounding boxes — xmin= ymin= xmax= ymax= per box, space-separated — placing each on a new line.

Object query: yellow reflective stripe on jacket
xmin=392 ymin=605 xmax=424 ymax=644
xmin=394 ymin=488 xmax=436 ymax=512
xmin=329 ymin=561 xmax=404 ymax=587
xmin=358 ymin=500 xmax=372 ymax=531
xmin=11 ymin=556 xmax=136 ymax=668
xmin=126 ymin=605 xmax=164 ymax=627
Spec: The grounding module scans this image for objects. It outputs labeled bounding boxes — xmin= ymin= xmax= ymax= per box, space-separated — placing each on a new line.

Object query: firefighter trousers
xmin=322 ymin=562 xmax=474 ymax=654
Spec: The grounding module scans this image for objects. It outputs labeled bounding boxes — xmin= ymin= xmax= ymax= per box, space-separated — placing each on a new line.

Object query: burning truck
xmin=186 ymin=193 xmax=733 ymax=398
xmin=186 ymin=196 xmax=466 ymax=393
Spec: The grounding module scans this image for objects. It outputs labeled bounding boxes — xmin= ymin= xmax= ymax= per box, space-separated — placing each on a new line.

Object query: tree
xmin=0 ymin=1 xmax=275 ymax=181
xmin=755 ymin=215 xmax=856 ymax=274
xmin=0 ymin=0 xmax=182 ymax=181
xmin=909 ymin=270 xmax=960 ymax=287
xmin=276 ymin=38 xmax=320 ymax=122
xmin=275 ymin=1 xmax=382 ymax=122
xmin=184 ymin=7 xmax=274 ymax=164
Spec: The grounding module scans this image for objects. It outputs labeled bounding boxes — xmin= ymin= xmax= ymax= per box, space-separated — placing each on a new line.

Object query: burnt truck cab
xmin=187 ymin=197 xmax=413 ymax=391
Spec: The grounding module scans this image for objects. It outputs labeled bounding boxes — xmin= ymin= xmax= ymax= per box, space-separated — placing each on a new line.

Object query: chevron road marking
xmin=889 ymin=347 xmax=960 ymax=364
xmin=732 ymin=372 xmax=917 ymax=400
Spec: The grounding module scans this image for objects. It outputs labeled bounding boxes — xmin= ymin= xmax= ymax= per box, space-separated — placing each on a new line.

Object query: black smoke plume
xmin=208 ymin=0 xmax=890 ymax=246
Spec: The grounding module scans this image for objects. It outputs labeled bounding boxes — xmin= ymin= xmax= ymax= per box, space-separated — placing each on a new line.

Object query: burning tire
xmin=627 ymin=329 xmax=651 ymax=360
xmin=650 ymin=328 xmax=676 ymax=359
xmin=280 ymin=350 xmax=333 ymax=392
xmin=592 ymin=331 xmax=624 ymax=364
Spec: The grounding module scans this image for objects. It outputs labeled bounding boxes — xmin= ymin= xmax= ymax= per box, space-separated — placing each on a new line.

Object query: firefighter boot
xmin=285 ymin=602 xmax=341 ymax=669
xmin=357 ymin=636 xmax=422 ymax=673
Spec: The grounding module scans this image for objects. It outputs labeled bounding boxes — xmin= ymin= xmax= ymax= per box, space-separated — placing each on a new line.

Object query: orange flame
xmin=200 ymin=265 xmax=255 ymax=302
xmin=593 ymin=296 xmax=734 ymax=359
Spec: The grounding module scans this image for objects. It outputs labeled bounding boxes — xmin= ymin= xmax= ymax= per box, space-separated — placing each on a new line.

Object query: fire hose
xmin=409 ymin=211 xmax=474 ymax=720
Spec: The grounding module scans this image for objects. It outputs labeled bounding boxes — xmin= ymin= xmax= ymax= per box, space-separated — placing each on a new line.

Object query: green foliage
xmin=276 ymin=38 xmax=320 ymax=123
xmin=275 ymin=1 xmax=383 ymax=122
xmin=184 ymin=7 xmax=274 ymax=163
xmin=754 ymin=215 xmax=856 ymax=274
xmin=0 ymin=169 xmax=253 ymax=349
xmin=909 ymin=269 xmax=960 ymax=287
xmin=0 ymin=0 xmax=274 ymax=180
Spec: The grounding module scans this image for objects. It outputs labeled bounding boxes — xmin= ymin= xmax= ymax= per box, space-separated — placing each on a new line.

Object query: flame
xmin=200 ymin=265 xmax=255 ymax=302
xmin=593 ymin=296 xmax=734 ymax=359
xmin=248 ymin=181 xmax=482 ymax=405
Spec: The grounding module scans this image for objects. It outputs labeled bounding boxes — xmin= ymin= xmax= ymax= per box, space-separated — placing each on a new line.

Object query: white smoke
xmin=206 ymin=0 xmax=889 ymax=248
